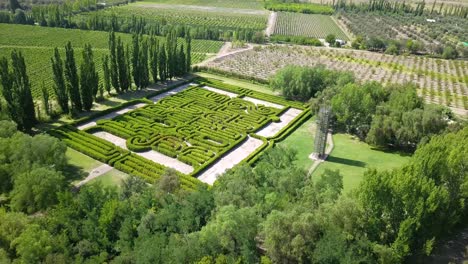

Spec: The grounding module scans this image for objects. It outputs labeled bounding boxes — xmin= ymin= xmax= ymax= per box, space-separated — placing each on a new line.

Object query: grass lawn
xmin=66 ymin=148 xmax=102 ymax=173
xmin=195 ymin=72 xmax=277 ymax=95
xmin=88 ymin=169 xmax=129 ymax=189
xmin=313 ymin=133 xmax=412 ymax=191
xmin=278 ymin=117 xmax=316 ymax=170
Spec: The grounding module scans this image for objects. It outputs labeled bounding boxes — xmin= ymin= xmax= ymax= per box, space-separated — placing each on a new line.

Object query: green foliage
xmin=265 ymin=1 xmax=334 ymax=15
xmin=270 ymin=65 xmax=353 ymax=101
xmin=65 ymin=41 xmax=82 ymax=112
xmin=10 ymin=167 xmax=65 ymax=214
xmin=359 ymin=126 xmax=468 ymax=259
xmin=80 ymin=44 xmax=98 ymax=111
xmin=366 ymin=84 xmax=449 ymax=150
xmin=51 ymin=47 xmax=69 ymax=113
xmin=0 ymin=50 xmax=36 ymax=131
xmin=270 ymin=35 xmax=323 ymax=46
xmin=331 ymin=81 xmax=388 ymax=139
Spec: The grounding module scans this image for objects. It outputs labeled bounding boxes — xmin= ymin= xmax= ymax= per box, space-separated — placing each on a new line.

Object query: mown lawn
xmin=277 ymin=117 xmax=316 ymax=170
xmin=313 ymin=133 xmax=412 ymax=191
xmin=89 ymin=169 xmax=129 ymax=189
xmin=66 ymin=148 xmax=102 ymax=173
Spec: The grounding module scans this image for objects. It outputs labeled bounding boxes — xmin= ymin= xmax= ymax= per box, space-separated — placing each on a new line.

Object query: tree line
xmin=0 ymin=118 xmax=466 ymax=263
xmin=0 ymin=30 xmax=192 ymax=130
xmin=271 ymin=65 xmax=454 ymax=151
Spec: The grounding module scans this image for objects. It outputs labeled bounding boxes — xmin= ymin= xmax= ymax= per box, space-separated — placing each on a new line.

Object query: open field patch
xmin=273 ymin=12 xmax=348 ymax=40
xmin=138 ymin=0 xmax=264 ymax=9
xmin=51 ymin=80 xmax=310 ymax=186
xmin=205 ymin=45 xmax=468 ymax=115
xmin=313 ymin=133 xmax=412 ymax=191
xmin=81 ymin=3 xmax=268 ymax=31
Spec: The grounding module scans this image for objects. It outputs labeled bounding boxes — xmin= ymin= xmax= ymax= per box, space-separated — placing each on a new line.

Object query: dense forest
xmin=0 ymin=117 xmax=466 ymax=263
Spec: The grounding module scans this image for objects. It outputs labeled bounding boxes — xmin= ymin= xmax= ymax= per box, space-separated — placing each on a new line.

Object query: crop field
xmin=0 ymin=24 xmax=223 ymax=99
xmin=340 ymin=12 xmax=467 ymax=50
xmin=205 ymin=45 xmax=468 ymax=115
xmin=83 ymin=2 xmax=269 ymax=31
xmin=137 ymin=0 xmax=264 ymax=9
xmin=51 ymin=80 xmax=309 ymax=187
xmin=273 ymin=12 xmax=348 ymax=40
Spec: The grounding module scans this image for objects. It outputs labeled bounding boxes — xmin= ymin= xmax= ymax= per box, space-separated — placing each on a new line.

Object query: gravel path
xmin=78 ymin=103 xmax=147 ymax=130
xmin=203 ymin=86 xmax=238 ymax=98
xmin=92 ymin=132 xmax=194 ymax=174
xmin=78 ymin=83 xmax=195 ymax=130
xmin=196 ymin=42 xmax=254 ymax=67
xmin=197 ymin=136 xmax=264 ymax=185
xmin=266 ymin=11 xmax=277 ymax=37
xmin=243 ymin=97 xmax=284 ymax=109
xmin=256 ymin=108 xmax=302 ymax=138
xmin=74 ymin=164 xmax=113 ymax=188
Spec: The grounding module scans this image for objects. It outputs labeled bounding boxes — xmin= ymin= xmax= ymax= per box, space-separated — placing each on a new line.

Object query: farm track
xmin=266 ymin=11 xmax=277 ymax=37
xmin=196 ymin=42 xmax=254 ymax=67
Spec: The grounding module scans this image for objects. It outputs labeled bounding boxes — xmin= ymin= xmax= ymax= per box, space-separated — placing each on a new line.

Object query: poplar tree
xmin=102 ymin=55 xmax=111 ymax=95
xmin=185 ymin=30 xmax=192 ymax=73
xmin=178 ymin=44 xmax=186 ymax=76
xmin=149 ymin=36 xmax=159 ymax=83
xmin=0 ymin=51 xmax=36 ymax=131
xmin=80 ymin=44 xmax=98 ymax=111
xmin=132 ymin=34 xmax=140 ymax=89
xmin=50 ymin=48 xmax=69 ymax=114
xmin=116 ymin=37 xmax=130 ymax=92
xmin=108 ymin=31 xmax=120 ymax=93
xmin=64 ymin=41 xmax=82 ymax=112
xmin=158 ymin=43 xmax=167 ymax=82
xmin=139 ymin=39 xmax=150 ymax=89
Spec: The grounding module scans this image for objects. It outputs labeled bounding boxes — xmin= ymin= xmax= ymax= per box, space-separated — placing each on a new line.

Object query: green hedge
xmin=265 ymin=2 xmax=334 ymax=15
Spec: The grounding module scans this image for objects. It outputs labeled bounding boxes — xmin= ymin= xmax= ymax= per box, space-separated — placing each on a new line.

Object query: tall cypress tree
xmin=185 ymin=30 xmax=192 ymax=73
xmin=0 ymin=56 xmax=17 ymax=123
xmin=158 ymin=43 xmax=167 ymax=82
xmin=149 ymin=36 xmax=159 ymax=83
xmin=109 ymin=31 xmax=120 ymax=93
xmin=102 ymin=55 xmax=111 ymax=95
xmin=51 ymin=48 xmax=69 ymax=114
xmin=178 ymin=44 xmax=186 ymax=76
xmin=126 ymin=44 xmax=132 ymax=91
xmin=139 ymin=38 xmax=149 ymax=89
xmin=64 ymin=41 xmax=82 ymax=112
xmin=79 ymin=44 xmax=98 ymax=111
xmin=116 ymin=37 xmax=130 ymax=92
xmin=131 ymin=34 xmax=140 ymax=89
xmin=2 ymin=51 xmax=37 ymax=131
xmin=15 ymin=51 xmax=36 ymax=131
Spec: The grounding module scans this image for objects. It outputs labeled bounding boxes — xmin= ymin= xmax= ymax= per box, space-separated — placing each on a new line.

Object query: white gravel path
xmin=93 ymin=131 xmax=128 ymax=150
xmin=243 ymin=97 xmax=284 ymax=109
xmin=149 ymin=83 xmax=195 ymax=103
xmin=92 ymin=132 xmax=194 ymax=174
xmin=255 ymin=108 xmax=302 ymax=138
xmin=74 ymin=164 xmax=113 ymax=188
xmin=203 ymin=86 xmax=238 ymax=98
xmin=78 ymin=103 xmax=147 ymax=130
xmin=197 ymin=136 xmax=264 ymax=185
xmin=78 ymin=83 xmax=196 ymax=131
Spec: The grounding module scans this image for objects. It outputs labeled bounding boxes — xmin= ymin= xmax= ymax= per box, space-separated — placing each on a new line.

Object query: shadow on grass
xmin=63 ymin=164 xmax=88 ymax=183
xmin=326 ymin=155 xmax=367 ymax=168
xmin=370 ymin=147 xmax=413 ymax=158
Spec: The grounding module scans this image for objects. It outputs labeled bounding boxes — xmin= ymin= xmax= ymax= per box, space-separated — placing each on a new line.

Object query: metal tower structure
xmin=313 ymin=105 xmax=331 ymax=159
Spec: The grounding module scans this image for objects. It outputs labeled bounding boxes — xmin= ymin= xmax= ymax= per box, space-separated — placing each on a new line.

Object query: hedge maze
xmin=51 ymin=79 xmax=310 ymax=188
